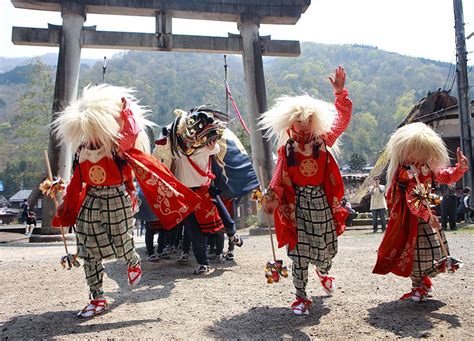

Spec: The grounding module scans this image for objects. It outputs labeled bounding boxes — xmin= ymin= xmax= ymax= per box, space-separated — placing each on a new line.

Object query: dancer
xmin=260 ymin=66 xmax=352 ymax=315
xmin=52 ymin=84 xmax=199 ymax=317
xmin=373 ymin=122 xmax=468 ymax=302
xmin=154 ymin=108 xmax=258 ymax=271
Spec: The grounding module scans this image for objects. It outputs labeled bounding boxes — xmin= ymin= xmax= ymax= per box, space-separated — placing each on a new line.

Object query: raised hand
xmin=457 ymin=147 xmax=469 ymax=170
xmin=328 ymin=66 xmax=346 ymax=94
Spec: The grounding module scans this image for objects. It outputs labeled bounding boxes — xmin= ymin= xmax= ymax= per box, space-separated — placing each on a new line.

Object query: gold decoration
xmin=410 ymin=182 xmax=441 ymax=208
xmin=39 ymin=176 xmax=66 ymax=199
xmin=299 ymin=159 xmax=318 ymax=177
xmin=89 ymin=165 xmax=106 ymax=184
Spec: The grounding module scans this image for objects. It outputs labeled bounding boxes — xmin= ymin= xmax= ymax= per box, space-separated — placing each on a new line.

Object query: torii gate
xmin=11 ymin=0 xmax=311 ymax=231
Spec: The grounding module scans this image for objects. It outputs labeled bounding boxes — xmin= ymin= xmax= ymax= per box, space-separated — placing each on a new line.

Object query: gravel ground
xmin=0 ymin=226 xmax=472 ymax=340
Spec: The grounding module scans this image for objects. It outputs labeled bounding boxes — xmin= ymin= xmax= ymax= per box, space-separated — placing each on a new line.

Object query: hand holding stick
xmin=258 ymin=166 xmax=277 ymax=263
xmin=42 ymin=150 xmax=80 ymax=270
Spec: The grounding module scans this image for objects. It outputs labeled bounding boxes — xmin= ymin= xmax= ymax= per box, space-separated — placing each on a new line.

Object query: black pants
xmin=145 ymin=223 xmax=159 ymax=256
xmin=207 ymin=232 xmax=225 ymax=256
xmin=441 ymin=196 xmax=457 ymax=230
xmin=184 ymin=213 xmax=225 ymax=265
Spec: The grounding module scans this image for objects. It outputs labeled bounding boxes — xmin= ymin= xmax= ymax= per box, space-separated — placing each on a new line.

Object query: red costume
xmin=269 ymin=89 xmax=352 ymax=251
xmin=373 ymin=163 xmax=465 ymax=277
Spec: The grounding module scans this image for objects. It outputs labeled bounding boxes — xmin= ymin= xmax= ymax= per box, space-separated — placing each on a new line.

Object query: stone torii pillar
xmin=239 ymin=13 xmax=275 ymax=230
xmin=238 ymin=13 xmax=273 ymax=185
xmin=41 ymin=1 xmax=85 ymax=233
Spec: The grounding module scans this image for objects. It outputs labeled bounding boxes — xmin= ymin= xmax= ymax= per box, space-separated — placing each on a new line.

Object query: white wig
xmin=386 ymin=122 xmax=449 ymax=190
xmin=259 ymin=94 xmax=336 ymax=148
xmin=52 ymin=84 xmax=154 ymax=153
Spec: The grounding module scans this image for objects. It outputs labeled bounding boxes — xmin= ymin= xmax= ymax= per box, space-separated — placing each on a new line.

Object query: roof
xmin=0 ymin=195 xmax=9 ymax=206
xmin=9 ymin=190 xmax=32 ymax=202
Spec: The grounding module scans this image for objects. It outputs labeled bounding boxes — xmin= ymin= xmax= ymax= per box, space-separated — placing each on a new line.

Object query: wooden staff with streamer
xmin=42 ymin=150 xmax=80 ymax=270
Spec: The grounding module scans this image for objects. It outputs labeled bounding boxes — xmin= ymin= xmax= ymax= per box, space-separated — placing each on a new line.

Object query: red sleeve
xmin=52 ymin=167 xmax=85 ymax=227
xmin=268 ymin=147 xmax=285 ymax=200
xmin=435 ymin=163 xmax=466 ymax=184
xmin=118 ymin=99 xmax=142 ymax=153
xmin=322 ymin=89 xmax=352 ymax=147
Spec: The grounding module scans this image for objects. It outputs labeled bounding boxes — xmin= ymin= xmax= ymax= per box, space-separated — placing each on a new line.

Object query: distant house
xmin=0 ymin=195 xmax=9 ymax=207
xmin=8 ymin=189 xmax=44 ymax=218
xmin=8 ymin=190 xmax=32 ymax=209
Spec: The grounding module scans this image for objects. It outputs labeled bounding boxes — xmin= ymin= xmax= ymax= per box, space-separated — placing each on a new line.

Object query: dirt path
xmin=0 ymin=227 xmax=472 ymax=339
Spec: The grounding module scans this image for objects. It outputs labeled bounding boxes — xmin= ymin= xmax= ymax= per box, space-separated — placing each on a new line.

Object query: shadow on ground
xmin=366 ymin=299 xmax=461 ymax=338
xmin=207 ymin=297 xmax=330 ymax=340
xmin=0 ymin=310 xmax=158 ymax=339
xmin=100 ymin=245 xmax=233 ymax=311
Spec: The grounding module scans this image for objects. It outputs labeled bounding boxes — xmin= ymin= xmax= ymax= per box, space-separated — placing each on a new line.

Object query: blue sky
xmin=1 ymin=0 xmax=473 ymax=65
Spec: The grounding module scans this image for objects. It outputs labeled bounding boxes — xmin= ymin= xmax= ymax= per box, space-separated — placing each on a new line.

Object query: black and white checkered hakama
xmin=288 ymin=185 xmax=338 ymax=299
xmin=76 ymin=185 xmax=139 ymax=292
xmin=411 ymin=218 xmax=449 ymax=287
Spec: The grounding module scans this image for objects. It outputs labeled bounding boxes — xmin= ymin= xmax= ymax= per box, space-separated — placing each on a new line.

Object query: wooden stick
xmin=44 ymin=150 xmax=69 ymax=254
xmin=258 ymin=166 xmax=277 ymax=262
xmin=409 ymin=165 xmax=449 ymax=258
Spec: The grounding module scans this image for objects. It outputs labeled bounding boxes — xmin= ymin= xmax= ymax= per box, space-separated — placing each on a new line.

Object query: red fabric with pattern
xmin=126 ymin=148 xmax=201 ymax=229
xmin=271 ymin=147 xmax=347 ymax=251
xmin=118 ymin=98 xmax=142 ymax=153
xmin=373 ymin=164 xmax=465 ymax=277
xmin=192 ymin=186 xmax=224 ymax=233
xmin=53 ymin=148 xmax=200 ymax=230
xmin=322 ymin=89 xmax=352 ymax=148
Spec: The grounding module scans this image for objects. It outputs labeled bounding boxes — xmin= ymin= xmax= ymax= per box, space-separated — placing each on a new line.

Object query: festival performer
xmin=154 ymin=108 xmax=258 ymax=273
xmin=52 ymin=84 xmax=200 ymax=317
xmin=260 ymin=66 xmax=352 ymax=315
xmin=373 ymin=122 xmax=468 ymax=302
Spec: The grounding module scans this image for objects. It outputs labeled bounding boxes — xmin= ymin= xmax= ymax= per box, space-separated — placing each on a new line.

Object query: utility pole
xmin=453 ymin=0 xmax=473 ymax=189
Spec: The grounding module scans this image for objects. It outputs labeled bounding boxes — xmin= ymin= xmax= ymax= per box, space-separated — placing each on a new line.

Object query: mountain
xmin=0 ymin=53 xmax=101 ymax=73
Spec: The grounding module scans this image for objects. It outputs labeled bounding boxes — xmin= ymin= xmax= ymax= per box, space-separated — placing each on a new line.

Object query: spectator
xmin=24 ymin=211 xmax=37 ymax=236
xmin=368 ymin=176 xmax=387 ymax=232
xmin=341 ymin=197 xmax=357 ymax=227
xmin=457 ymin=187 xmax=472 ymax=223
xmin=439 ymin=183 xmax=458 ymax=230
xmin=20 ymin=199 xmax=29 ymax=224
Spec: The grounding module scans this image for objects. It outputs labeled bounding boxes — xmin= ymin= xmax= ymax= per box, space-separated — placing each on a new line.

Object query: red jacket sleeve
xmin=322 ymin=89 xmax=352 ymax=147
xmin=435 ymin=163 xmax=466 ymax=184
xmin=268 ymin=146 xmax=285 ymax=200
xmin=52 ymin=167 xmax=86 ymax=227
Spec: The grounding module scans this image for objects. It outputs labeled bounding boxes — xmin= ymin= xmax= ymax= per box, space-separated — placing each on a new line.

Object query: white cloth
xmin=369 ymin=185 xmax=387 ymax=210
xmin=174 ymin=144 xmax=220 ymax=188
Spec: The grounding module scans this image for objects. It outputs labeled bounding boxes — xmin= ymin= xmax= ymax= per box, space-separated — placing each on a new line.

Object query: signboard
xmin=0 ymin=181 xmax=3 ymax=192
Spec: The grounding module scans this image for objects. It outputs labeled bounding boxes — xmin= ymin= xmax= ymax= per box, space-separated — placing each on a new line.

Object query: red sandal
xmin=77 ymin=299 xmax=108 ymax=318
xmin=128 ymin=264 xmax=142 ymax=286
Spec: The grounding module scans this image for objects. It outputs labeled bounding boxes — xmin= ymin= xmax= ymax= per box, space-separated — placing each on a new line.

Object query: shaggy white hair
xmin=259 ymin=94 xmax=337 ymax=148
xmin=52 ymin=84 xmax=153 ymax=153
xmin=386 ymin=122 xmax=449 ymax=191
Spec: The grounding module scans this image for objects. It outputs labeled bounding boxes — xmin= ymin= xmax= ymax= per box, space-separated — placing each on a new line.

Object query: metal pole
xmin=224 ymin=55 xmax=229 ymax=117
xmin=102 ymin=56 xmax=107 ymax=83
xmin=453 ymin=0 xmax=473 ymax=190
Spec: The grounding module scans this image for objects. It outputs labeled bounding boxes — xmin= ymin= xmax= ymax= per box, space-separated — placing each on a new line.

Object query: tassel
xmin=313 ymin=143 xmax=321 ymax=159
xmin=287 ymin=139 xmax=297 ymax=167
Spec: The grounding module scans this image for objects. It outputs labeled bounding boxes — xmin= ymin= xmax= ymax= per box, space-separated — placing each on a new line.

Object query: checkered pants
xmin=76 ymin=185 xmax=140 ymax=293
xmin=288 ymin=185 xmax=338 ymax=299
xmin=411 ymin=219 xmax=449 ymax=287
